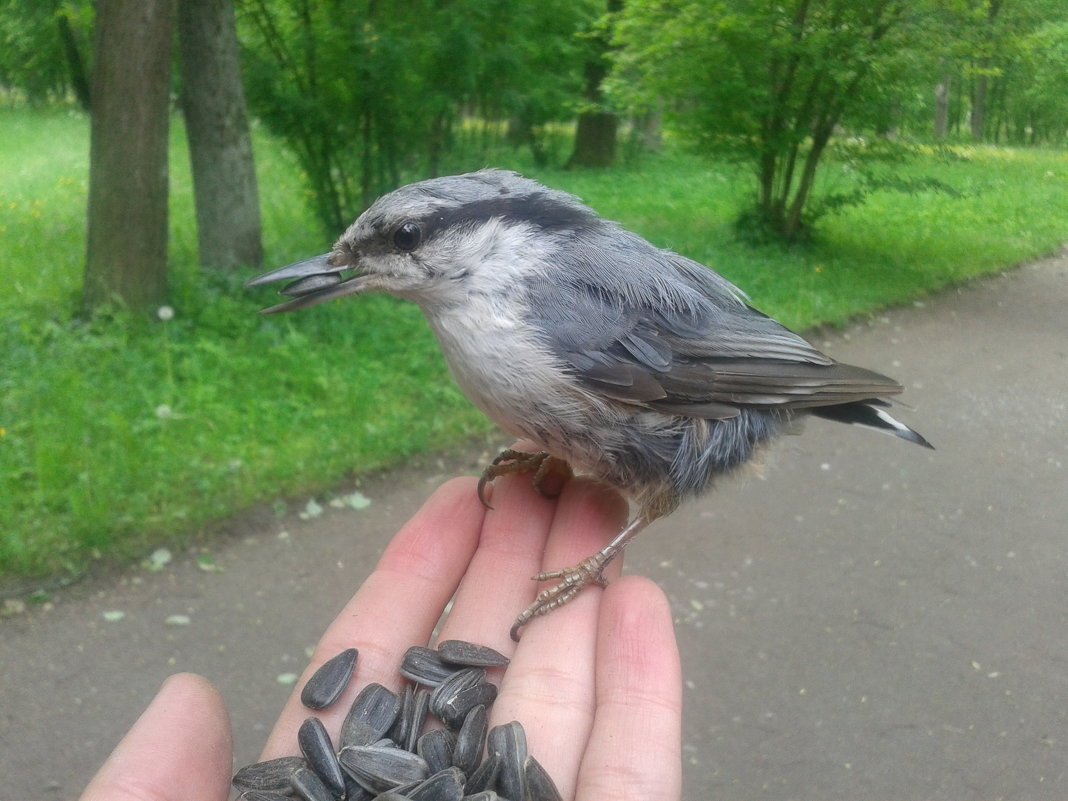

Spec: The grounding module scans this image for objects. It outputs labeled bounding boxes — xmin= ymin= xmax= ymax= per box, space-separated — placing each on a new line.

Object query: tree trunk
xmin=567 ymin=0 xmax=621 ymax=168
xmin=971 ymin=70 xmax=987 ymax=140
xmin=56 ymin=10 xmax=91 ymax=111
xmin=634 ymin=108 xmax=663 ymax=153
xmin=934 ymin=68 xmax=950 ymax=140
xmin=82 ymin=0 xmax=176 ymax=314
xmin=569 ymin=111 xmax=618 ymax=168
xmin=178 ymin=0 xmax=263 ymax=271
xmin=971 ymin=0 xmax=1001 ymax=141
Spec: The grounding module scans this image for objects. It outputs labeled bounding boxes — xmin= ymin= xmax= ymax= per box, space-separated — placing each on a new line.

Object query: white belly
xmin=427 ymin=305 xmax=566 ymax=442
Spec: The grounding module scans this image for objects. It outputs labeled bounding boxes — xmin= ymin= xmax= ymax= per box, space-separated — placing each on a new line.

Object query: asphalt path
xmin=2 ymin=253 xmax=1066 ymax=800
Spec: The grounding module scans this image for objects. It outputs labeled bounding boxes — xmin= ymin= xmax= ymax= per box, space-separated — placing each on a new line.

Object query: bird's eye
xmin=392 ymin=222 xmax=421 ymax=252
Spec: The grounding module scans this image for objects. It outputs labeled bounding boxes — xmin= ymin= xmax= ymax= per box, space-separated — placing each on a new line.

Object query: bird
xmin=248 ymin=169 xmax=932 ymax=640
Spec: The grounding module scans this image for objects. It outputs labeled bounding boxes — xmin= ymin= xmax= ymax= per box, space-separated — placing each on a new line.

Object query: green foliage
xmin=0 ymin=0 xmax=92 ymax=106
xmin=891 ymin=0 xmax=1068 ymax=143
xmin=0 ymin=109 xmax=486 ymax=577
xmin=610 ymin=0 xmax=1068 ymax=237
xmin=236 ymin=0 xmax=595 ymax=231
xmin=612 ymin=0 xmax=924 ymax=241
xmin=1003 ymin=19 xmax=1068 ymax=144
xmin=3 ymin=110 xmax=1068 ymax=579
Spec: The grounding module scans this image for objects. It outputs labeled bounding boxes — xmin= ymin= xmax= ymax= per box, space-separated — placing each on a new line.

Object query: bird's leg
xmin=509 ymin=515 xmax=651 ymax=641
xmin=476 ymin=449 xmax=572 ymax=509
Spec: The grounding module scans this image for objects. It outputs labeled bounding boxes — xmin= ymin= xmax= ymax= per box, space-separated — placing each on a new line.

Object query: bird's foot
xmin=509 ymin=550 xmax=615 ymax=641
xmin=476 ymin=449 xmax=572 ymax=509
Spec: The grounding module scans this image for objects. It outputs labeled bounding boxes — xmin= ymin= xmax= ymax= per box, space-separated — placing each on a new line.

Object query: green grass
xmin=2 ymin=108 xmax=1067 ymax=579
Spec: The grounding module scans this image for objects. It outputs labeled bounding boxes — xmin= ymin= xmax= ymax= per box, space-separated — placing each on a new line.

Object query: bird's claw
xmin=509 ymin=552 xmax=613 ymax=641
xmin=476 ymin=449 xmax=572 ymax=509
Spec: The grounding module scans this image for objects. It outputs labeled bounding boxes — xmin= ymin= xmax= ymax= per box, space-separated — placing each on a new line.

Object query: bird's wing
xmin=527 ymin=241 xmax=903 ymax=420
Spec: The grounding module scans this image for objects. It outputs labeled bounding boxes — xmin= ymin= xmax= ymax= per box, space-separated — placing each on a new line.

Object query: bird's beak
xmin=246 ymin=253 xmax=370 ymax=314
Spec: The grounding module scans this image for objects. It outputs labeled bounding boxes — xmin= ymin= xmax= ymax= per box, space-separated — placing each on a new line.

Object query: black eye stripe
xmin=413 ymin=195 xmax=598 ymax=242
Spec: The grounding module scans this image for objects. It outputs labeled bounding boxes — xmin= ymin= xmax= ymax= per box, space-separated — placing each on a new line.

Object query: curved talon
xmin=509 ymin=620 xmax=524 ymax=642
xmin=476 ymin=472 xmax=495 ymax=510
xmin=509 ymin=554 xmax=614 ymax=641
xmin=476 ymin=449 xmax=571 ymax=511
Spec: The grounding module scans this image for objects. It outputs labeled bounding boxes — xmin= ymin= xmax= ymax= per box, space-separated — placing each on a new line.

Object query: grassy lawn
xmin=2 ymin=108 xmax=1067 ymax=580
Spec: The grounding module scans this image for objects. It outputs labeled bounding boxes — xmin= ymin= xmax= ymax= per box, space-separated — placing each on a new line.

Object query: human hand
xmin=80 ymin=467 xmax=682 ymax=801
xmin=79 ymin=671 xmax=232 ymax=801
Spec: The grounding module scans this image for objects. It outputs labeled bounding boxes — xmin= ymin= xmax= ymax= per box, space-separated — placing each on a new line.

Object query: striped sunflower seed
xmin=452 ymin=703 xmax=487 ymax=777
xmin=487 ymin=721 xmax=528 ymax=801
xmin=463 ymin=751 xmax=501 ymax=796
xmin=234 ymin=641 xmax=566 ymax=801
xmin=523 ymin=754 xmax=564 ymax=801
xmin=429 ymin=668 xmax=484 ymax=724
xmin=232 ymin=755 xmax=306 ymax=793
xmin=236 ymin=790 xmax=292 ymax=801
xmin=438 ymin=681 xmax=497 ymax=730
xmin=338 ymin=743 xmax=430 ymax=794
xmin=407 ymin=687 xmax=431 ymax=752
xmin=297 ymin=716 xmax=345 ymax=797
xmin=401 ymin=646 xmax=457 ymax=686
xmin=300 ymin=647 xmax=358 ymax=711
xmin=436 ymin=639 xmax=510 ymax=668
xmin=407 ymin=766 xmax=466 ymax=801
xmin=416 ymin=727 xmax=456 ymax=774
xmin=289 ymin=766 xmax=334 ymax=801
xmin=341 ymin=682 xmax=402 ymax=749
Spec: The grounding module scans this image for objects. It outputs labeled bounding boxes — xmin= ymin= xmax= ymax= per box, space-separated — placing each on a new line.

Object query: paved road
xmin=3 ymin=254 xmax=1066 ymax=800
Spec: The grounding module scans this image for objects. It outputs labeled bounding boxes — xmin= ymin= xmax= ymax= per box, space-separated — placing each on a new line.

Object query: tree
xmin=613 ymin=0 xmax=919 ymax=242
xmin=82 ymin=0 xmax=176 ymax=314
xmin=238 ymin=0 xmax=594 ymax=231
xmin=568 ymin=0 xmax=623 ymax=168
xmin=0 ymin=0 xmax=93 ymax=107
xmin=918 ymin=0 xmax=1068 ymax=143
xmin=56 ymin=3 xmax=92 ymax=110
xmin=1003 ymin=19 xmax=1068 ymax=144
xmin=969 ymin=0 xmax=1002 ymax=139
xmin=239 ymin=0 xmax=437 ymax=230
xmin=178 ymin=0 xmax=263 ymax=271
xmin=933 ymin=61 xmax=952 ymax=139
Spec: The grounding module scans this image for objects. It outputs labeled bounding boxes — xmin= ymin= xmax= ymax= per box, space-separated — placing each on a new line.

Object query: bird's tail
xmin=811 ymin=400 xmax=934 ymax=449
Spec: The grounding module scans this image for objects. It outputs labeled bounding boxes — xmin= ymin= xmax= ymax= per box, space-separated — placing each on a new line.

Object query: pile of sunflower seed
xmin=232 ymin=640 xmax=563 ymax=801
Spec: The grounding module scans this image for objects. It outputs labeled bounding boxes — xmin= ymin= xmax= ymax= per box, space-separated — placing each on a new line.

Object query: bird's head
xmin=247 ymin=169 xmax=598 ymax=314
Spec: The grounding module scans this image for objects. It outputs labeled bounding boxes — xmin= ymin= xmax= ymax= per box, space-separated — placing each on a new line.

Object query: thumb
xmin=80 ymin=673 xmax=232 ymax=801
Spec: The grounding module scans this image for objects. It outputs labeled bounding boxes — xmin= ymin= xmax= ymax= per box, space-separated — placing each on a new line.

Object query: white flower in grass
xmin=157 ymin=305 xmax=175 ymax=322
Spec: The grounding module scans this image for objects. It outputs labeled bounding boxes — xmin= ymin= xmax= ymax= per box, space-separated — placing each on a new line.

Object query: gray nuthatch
xmin=249 ymin=169 xmax=932 ymax=639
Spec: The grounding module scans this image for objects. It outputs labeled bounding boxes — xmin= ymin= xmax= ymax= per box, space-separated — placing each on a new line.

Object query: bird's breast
xmin=424 ymin=304 xmax=575 ymax=439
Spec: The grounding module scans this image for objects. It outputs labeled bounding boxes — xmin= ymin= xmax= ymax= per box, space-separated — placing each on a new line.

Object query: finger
xmin=80 ymin=673 xmax=231 ymax=801
xmin=489 ymin=478 xmax=629 ymax=801
xmin=578 ymin=576 xmax=682 ymax=801
xmin=261 ymin=476 xmax=486 ymax=758
xmin=434 ymin=451 xmax=570 ymax=657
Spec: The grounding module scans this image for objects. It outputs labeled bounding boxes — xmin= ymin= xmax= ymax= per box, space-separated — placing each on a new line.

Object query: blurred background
xmin=2 ymin=0 xmax=1066 ymax=588
xmin=3 ymin=2 xmax=1068 ymax=798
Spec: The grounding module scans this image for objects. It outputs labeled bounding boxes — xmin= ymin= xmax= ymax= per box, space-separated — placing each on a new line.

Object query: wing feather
xmin=527 ymin=235 xmax=902 ymax=420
